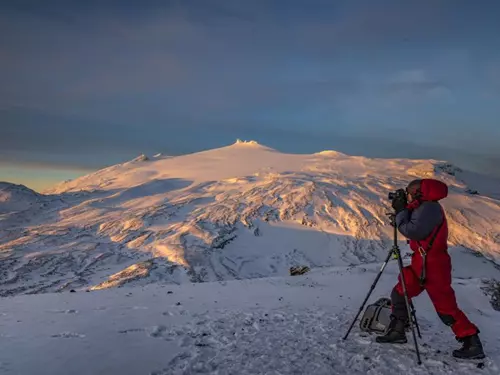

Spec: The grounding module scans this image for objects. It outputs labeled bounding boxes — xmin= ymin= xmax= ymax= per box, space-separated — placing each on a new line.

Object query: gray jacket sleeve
xmin=395 ymin=202 xmax=443 ymax=241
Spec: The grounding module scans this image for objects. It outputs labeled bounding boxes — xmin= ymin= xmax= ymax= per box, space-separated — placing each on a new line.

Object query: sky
xmin=1 ymin=0 xmax=500 ymax=192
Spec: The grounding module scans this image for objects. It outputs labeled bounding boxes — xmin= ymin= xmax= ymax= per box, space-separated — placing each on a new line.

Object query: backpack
xmin=359 ymin=298 xmax=392 ymax=334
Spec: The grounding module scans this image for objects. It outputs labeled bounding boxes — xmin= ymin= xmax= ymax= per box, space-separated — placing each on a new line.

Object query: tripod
xmin=342 ymin=212 xmax=422 ymax=365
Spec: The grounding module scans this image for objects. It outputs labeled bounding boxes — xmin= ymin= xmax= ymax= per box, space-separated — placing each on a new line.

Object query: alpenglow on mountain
xmin=1 ymin=140 xmax=499 ymax=296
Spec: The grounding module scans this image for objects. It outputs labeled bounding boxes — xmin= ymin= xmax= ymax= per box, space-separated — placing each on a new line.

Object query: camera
xmin=388 ymin=188 xmax=406 ymax=201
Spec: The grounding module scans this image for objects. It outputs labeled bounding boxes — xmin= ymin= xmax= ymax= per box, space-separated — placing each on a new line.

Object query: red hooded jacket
xmin=396 ymin=179 xmax=449 ymax=255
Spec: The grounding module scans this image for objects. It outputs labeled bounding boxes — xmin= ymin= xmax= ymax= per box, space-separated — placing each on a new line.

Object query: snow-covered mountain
xmin=2 ymin=140 xmax=500 ymax=374
xmin=1 ymin=140 xmax=499 ymax=297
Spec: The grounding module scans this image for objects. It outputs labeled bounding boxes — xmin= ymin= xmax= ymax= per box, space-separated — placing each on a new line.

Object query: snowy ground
xmin=0 ymin=247 xmax=498 ymax=375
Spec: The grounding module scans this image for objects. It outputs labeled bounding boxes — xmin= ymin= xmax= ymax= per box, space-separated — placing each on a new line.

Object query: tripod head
xmin=385 ymin=210 xmax=399 ymax=246
xmin=385 ymin=212 xmax=396 ymax=226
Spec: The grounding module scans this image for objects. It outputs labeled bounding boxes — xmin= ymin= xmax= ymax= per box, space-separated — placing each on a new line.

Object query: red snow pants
xmin=392 ymin=250 xmax=478 ymax=338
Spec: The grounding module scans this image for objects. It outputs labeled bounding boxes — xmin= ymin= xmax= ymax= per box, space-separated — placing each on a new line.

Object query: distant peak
xmin=0 ymin=181 xmax=38 ymax=195
xmin=234 ymin=139 xmax=261 ymax=146
xmin=232 ymin=139 xmax=275 ymax=151
xmin=315 ymin=150 xmax=346 ymax=157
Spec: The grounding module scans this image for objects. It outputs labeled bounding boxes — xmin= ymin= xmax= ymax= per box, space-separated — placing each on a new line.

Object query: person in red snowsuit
xmin=376 ymin=179 xmax=485 ymax=359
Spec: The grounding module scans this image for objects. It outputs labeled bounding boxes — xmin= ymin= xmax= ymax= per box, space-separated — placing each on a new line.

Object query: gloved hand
xmin=391 ymin=190 xmax=407 ymax=213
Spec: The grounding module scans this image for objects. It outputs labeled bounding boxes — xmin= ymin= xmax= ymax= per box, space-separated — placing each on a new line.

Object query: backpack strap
xmin=416 ymin=217 xmax=445 ymax=286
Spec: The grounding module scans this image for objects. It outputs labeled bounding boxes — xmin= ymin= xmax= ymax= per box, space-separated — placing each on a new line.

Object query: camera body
xmin=388 ymin=188 xmax=406 ymax=202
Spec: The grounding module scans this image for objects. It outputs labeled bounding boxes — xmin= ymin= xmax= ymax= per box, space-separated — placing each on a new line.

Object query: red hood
xmin=419 ymin=179 xmax=448 ymax=201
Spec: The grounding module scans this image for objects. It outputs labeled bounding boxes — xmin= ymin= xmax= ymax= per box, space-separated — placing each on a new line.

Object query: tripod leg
xmin=410 ymin=302 xmax=422 ymax=338
xmin=343 ymin=249 xmax=393 ymax=341
xmin=395 ymin=250 xmax=422 ymax=365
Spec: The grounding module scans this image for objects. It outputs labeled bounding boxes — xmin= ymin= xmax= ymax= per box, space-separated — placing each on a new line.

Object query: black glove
xmin=391 ymin=189 xmax=407 ymax=213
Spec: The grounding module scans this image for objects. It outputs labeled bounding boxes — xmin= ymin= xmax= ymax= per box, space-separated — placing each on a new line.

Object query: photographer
xmin=376 ymin=179 xmax=485 ymax=359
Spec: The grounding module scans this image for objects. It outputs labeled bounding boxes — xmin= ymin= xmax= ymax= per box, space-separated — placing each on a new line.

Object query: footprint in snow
xmin=48 ymin=309 xmax=78 ymax=314
xmin=354 ymin=336 xmax=372 ymax=345
xmin=119 ymin=328 xmax=146 ymax=334
xmin=51 ymin=332 xmax=85 ymax=338
xmin=148 ymin=325 xmax=167 ymax=338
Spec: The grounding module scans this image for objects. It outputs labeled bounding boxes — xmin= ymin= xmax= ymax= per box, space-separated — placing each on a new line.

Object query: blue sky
xmin=1 ymin=0 xmax=500 ymax=191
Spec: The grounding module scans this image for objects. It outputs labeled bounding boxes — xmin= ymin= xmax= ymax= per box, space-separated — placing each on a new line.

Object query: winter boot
xmin=452 ymin=334 xmax=485 ymax=359
xmin=376 ymin=316 xmax=407 ymax=344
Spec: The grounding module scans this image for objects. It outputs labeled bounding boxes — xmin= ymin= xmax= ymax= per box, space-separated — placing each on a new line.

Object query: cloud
xmin=294 ymin=0 xmax=453 ymax=54
xmin=1 ymin=0 xmax=499 ymax=171
xmin=382 ymin=69 xmax=452 ymax=103
xmin=0 ymin=107 xmax=144 ymax=168
xmin=0 ymin=1 xmax=489 ymax=115
xmin=0 ymin=0 xmax=461 ymax=106
xmin=388 ymin=70 xmax=449 ymax=94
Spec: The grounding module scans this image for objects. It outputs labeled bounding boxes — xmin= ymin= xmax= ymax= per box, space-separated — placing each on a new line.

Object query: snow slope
xmin=1 ymin=139 xmax=500 ymax=296
xmin=0 ymin=250 xmax=499 ymax=375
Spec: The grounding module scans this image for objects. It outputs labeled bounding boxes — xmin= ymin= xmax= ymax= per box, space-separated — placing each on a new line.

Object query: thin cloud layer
xmin=1 ymin=0 xmax=499 ymax=174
